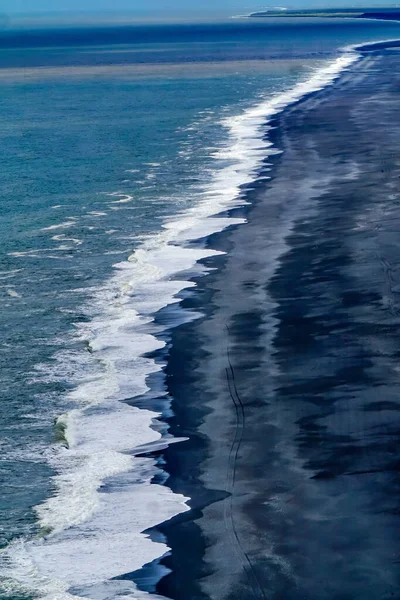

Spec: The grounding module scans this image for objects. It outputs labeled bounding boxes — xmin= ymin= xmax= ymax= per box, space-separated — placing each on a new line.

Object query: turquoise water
xmin=1 ymin=17 xmax=400 ymax=600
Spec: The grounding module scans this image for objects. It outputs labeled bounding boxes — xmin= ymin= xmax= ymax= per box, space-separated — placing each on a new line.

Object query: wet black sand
xmin=152 ymin=47 xmax=400 ymax=600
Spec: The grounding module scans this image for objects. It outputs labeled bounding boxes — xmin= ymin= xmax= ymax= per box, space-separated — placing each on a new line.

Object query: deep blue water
xmin=1 ymin=17 xmax=400 ymax=600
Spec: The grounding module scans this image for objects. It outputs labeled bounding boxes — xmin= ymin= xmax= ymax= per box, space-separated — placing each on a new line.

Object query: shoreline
xmin=0 ymin=33 xmax=371 ymax=600
xmin=3 ymin=33 xmax=400 ymax=600
xmin=147 ymin=41 xmax=400 ymax=599
xmin=245 ymin=9 xmax=400 ymax=22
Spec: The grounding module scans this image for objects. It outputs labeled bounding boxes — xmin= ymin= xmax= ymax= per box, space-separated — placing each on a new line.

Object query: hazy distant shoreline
xmin=247 ymin=8 xmax=400 ymax=21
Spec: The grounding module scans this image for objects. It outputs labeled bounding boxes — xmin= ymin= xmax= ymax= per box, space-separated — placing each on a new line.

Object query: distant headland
xmin=247 ymin=7 xmax=400 ymax=20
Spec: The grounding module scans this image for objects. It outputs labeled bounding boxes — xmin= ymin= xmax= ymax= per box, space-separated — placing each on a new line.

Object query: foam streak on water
xmin=0 ymin=46 xmax=361 ymax=600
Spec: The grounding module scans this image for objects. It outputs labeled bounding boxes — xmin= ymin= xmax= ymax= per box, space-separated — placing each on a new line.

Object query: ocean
xmin=1 ymin=16 xmax=400 ymax=600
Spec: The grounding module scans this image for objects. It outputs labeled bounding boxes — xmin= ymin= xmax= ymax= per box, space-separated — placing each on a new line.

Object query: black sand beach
xmin=150 ymin=46 xmax=400 ymax=600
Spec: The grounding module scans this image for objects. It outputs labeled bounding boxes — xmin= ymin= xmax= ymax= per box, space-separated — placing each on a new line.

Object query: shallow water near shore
xmin=1 ymin=17 xmax=400 ymax=600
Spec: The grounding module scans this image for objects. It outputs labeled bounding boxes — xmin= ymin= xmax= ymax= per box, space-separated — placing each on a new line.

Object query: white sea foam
xmin=8 ymin=248 xmax=77 ymax=258
xmin=8 ymin=249 xmax=44 ymax=257
xmin=51 ymin=234 xmax=83 ymax=245
xmin=41 ymin=220 xmax=77 ymax=231
xmin=2 ymin=44 xmax=362 ymax=599
xmin=6 ymin=289 xmax=21 ymax=298
xmin=0 ymin=269 xmax=23 ymax=280
xmin=103 ymin=249 xmax=129 ymax=255
xmin=106 ymin=192 xmax=134 ymax=204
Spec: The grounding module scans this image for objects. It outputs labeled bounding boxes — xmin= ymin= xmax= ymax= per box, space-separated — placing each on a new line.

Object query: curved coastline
xmin=34 ymin=40 xmax=364 ymax=600
xmin=2 ymin=36 xmax=399 ymax=600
